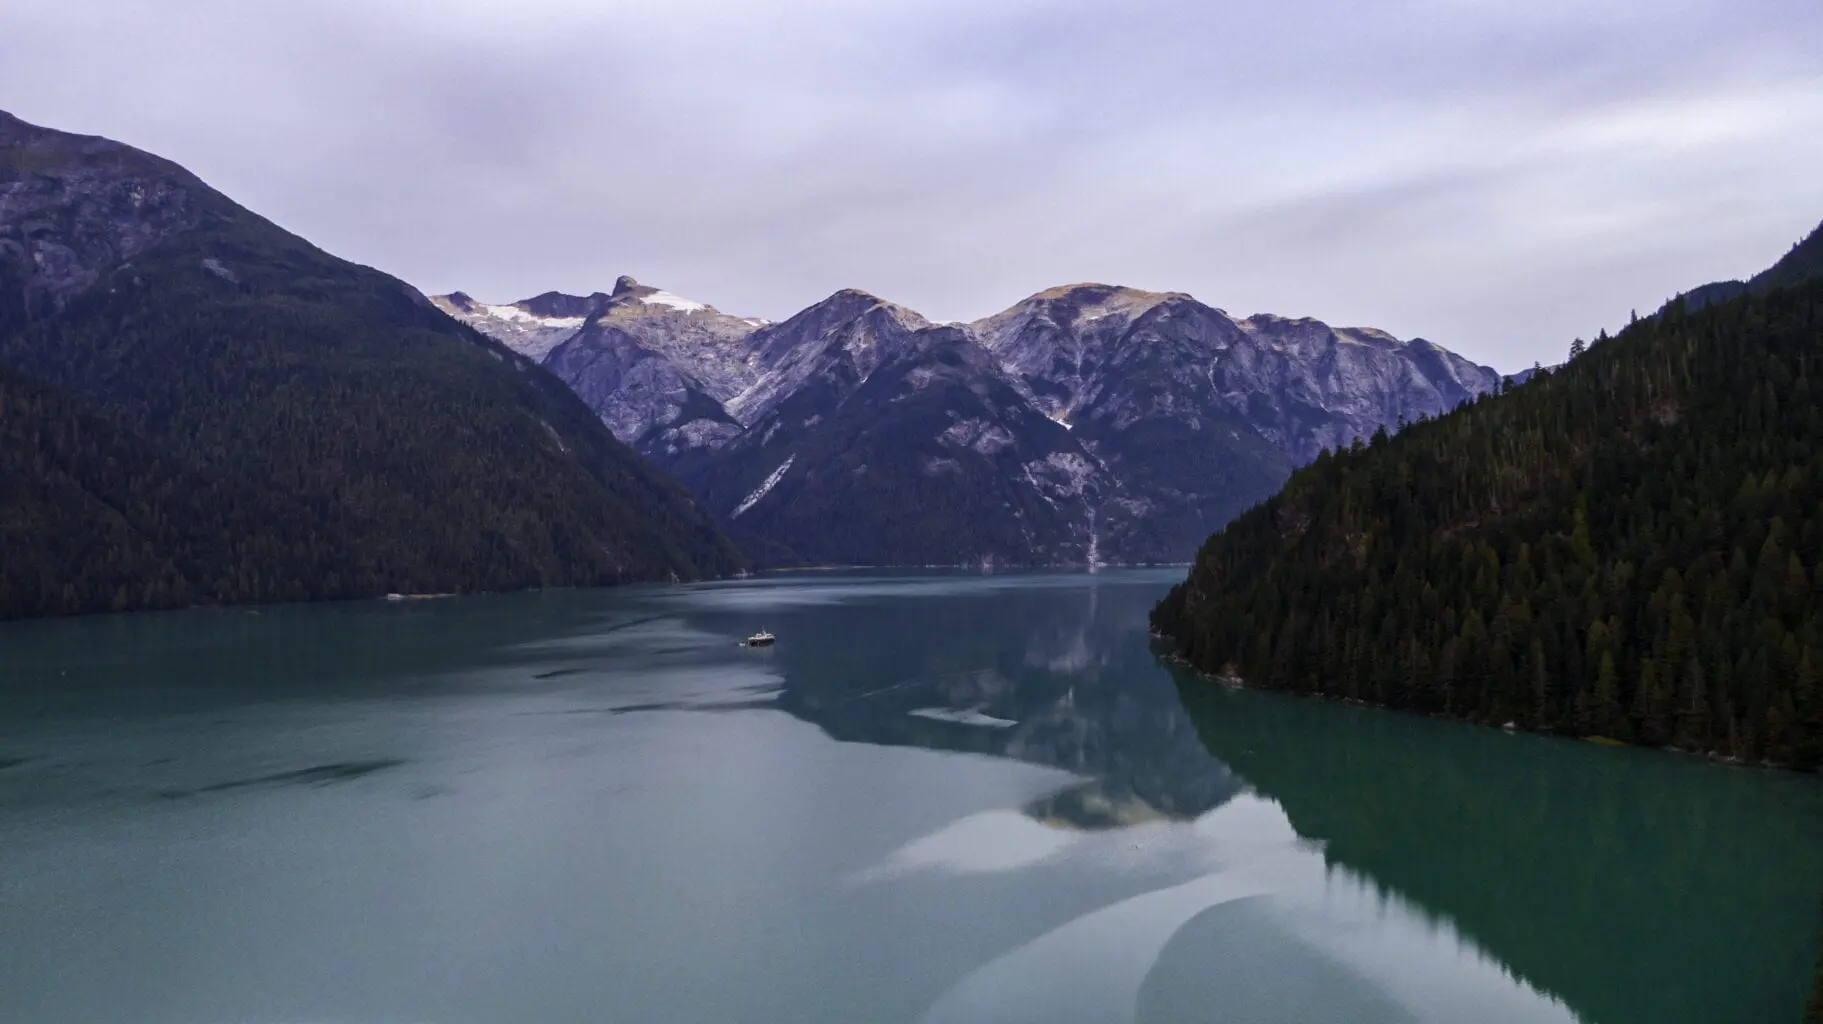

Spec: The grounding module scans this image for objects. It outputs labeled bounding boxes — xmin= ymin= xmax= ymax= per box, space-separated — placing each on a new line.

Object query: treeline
xmin=1153 ymin=270 xmax=1823 ymax=768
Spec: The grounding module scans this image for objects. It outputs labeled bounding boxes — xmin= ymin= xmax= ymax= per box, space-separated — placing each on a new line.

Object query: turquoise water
xmin=1 ymin=570 xmax=1818 ymax=1023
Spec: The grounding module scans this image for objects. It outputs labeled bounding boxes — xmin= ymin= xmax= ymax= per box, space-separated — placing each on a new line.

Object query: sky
xmin=4 ymin=0 xmax=1821 ymax=371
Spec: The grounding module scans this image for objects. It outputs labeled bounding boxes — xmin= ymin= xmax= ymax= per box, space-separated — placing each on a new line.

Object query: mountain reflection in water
xmin=712 ymin=571 xmax=1823 ymax=1024
xmin=754 ymin=575 xmax=1243 ymax=832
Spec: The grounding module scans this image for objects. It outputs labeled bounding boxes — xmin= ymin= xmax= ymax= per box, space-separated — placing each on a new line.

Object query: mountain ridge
xmin=438 ymin=276 xmax=1504 ymax=567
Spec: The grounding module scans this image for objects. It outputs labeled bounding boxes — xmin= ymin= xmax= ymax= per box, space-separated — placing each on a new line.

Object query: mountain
xmin=442 ymin=278 xmax=1501 ymax=567
xmin=0 ymin=110 xmax=743 ymax=619
xmin=543 ymin=276 xmax=765 ymax=453
xmin=429 ymin=290 xmax=608 ymax=361
xmin=970 ymin=284 xmax=1499 ymax=561
xmin=1152 ymin=220 xmax=1823 ymax=769
xmin=690 ymin=301 xmax=1107 ymax=567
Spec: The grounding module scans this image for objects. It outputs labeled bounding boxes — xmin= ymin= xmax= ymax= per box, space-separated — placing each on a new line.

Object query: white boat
xmin=744 ymin=630 xmax=776 ymax=647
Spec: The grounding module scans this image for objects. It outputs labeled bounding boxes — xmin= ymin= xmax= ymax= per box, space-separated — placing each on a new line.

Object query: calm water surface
xmin=1 ymin=570 xmax=1820 ymax=1024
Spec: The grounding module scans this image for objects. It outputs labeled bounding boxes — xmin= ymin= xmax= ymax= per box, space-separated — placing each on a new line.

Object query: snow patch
xmin=483 ymin=305 xmax=586 ymax=329
xmin=909 ymin=707 xmax=1018 ymax=729
xmin=639 ymin=290 xmax=708 ymax=313
xmin=733 ymin=456 xmax=794 ymax=518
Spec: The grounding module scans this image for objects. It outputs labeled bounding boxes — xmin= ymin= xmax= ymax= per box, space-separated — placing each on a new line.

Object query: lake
xmin=2 ymin=570 xmax=1820 ymax=1023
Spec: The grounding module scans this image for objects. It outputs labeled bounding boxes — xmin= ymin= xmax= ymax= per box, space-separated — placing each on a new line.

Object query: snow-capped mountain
xmin=664 ymin=294 xmax=1106 ymax=566
xmin=437 ymin=278 xmax=1504 ymax=566
xmin=968 ymin=284 xmax=1500 ymax=559
xmin=429 ymin=291 xmax=604 ymax=361
xmin=436 ymin=276 xmax=764 ymax=450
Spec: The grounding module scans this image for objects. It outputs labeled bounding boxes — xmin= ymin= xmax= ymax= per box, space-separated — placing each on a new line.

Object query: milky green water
xmin=1 ymin=570 xmax=1818 ymax=1023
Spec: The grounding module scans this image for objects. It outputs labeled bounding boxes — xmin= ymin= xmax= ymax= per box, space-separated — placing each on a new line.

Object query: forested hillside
xmin=1154 ymin=223 xmax=1823 ymax=768
xmin=0 ymin=111 xmax=743 ymax=618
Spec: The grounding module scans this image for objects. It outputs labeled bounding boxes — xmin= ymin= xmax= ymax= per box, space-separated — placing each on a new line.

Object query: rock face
xmin=429 ymin=290 xmax=606 ymax=361
xmin=0 ymin=110 xmax=744 ymax=619
xmin=968 ymin=285 xmax=1501 ymax=560
xmin=0 ymin=111 xmax=209 ymax=312
xmin=440 ymin=281 xmax=1502 ymax=567
xmin=693 ymin=314 xmax=1107 ymax=567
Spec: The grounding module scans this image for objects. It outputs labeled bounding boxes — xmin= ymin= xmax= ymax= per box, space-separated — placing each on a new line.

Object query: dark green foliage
xmin=1809 ymin=912 xmax=1823 ymax=1024
xmin=1154 ymin=273 xmax=1823 ymax=769
xmin=0 ymin=128 xmax=743 ymax=619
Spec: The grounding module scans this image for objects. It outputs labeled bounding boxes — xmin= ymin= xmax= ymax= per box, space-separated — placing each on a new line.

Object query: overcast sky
xmin=5 ymin=0 xmax=1820 ymax=370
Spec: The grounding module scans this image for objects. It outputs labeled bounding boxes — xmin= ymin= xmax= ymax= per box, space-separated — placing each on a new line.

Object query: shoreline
xmin=1149 ymin=633 xmax=1809 ymax=776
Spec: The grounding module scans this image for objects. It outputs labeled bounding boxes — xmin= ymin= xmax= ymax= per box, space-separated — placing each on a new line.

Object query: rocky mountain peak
xmin=0 ymin=112 xmax=223 ymax=311
xmin=970 ymin=284 xmax=1193 ymax=351
xmin=812 ymin=288 xmax=930 ymax=331
xmin=1029 ymin=282 xmax=1176 ymax=306
xmin=519 ymin=290 xmax=611 ymax=319
xmin=599 ymin=277 xmax=722 ymax=318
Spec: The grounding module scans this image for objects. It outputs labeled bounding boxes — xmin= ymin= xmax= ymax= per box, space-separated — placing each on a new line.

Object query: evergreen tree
xmin=1153 ymin=262 xmax=1823 ymax=769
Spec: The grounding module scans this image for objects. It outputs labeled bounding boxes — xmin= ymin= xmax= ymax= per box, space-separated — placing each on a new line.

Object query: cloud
xmin=2 ymin=0 xmax=1819 ymax=370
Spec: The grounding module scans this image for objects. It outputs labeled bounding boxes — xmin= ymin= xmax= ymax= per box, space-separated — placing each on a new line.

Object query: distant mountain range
xmin=435 ymin=279 xmax=1503 ymax=566
xmin=0 ymin=111 xmax=743 ymax=619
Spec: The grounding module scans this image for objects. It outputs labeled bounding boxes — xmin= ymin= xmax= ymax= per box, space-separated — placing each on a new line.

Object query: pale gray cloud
xmin=4 ymin=0 xmax=1820 ymax=369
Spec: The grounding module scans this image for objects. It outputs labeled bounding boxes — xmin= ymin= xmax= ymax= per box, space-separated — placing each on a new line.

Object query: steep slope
xmin=541 ymin=276 xmax=762 ymax=458
xmin=0 ymin=110 xmax=742 ymax=618
xmin=443 ymin=276 xmax=766 ymax=461
xmin=675 ymin=294 xmax=1107 ymax=566
xmin=446 ymin=283 xmax=1500 ymax=570
xmin=0 ymin=361 xmax=267 ymax=615
xmin=429 ymin=290 xmax=605 ymax=360
xmin=1153 ymin=228 xmax=1823 ymax=768
xmin=971 ymin=284 xmax=1500 ymax=561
